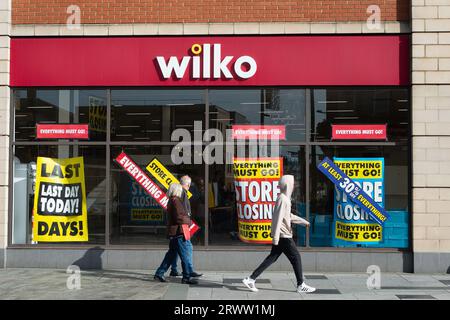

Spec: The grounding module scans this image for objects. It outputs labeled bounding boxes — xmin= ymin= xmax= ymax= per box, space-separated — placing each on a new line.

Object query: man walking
xmin=180 ymin=175 xmax=203 ymax=280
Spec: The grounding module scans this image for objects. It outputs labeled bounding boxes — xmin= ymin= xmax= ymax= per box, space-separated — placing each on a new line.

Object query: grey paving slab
xmin=187 ymin=287 xmax=213 ymax=300
xmin=246 ymin=291 xmax=303 ymax=300
xmin=270 ymin=278 xmax=297 ymax=291
xmin=162 ymin=282 xmax=189 ymax=300
xmin=302 ymin=293 xmax=356 ymax=300
xmin=3 ymin=268 xmax=450 ymax=300
xmin=211 ymin=288 xmax=249 ymax=300
xmin=397 ymin=294 xmax=437 ymax=300
xmin=429 ymin=293 xmax=450 ymax=300
xmin=439 ymin=280 xmax=450 ymax=286
xmin=305 ymin=274 xmax=328 ymax=280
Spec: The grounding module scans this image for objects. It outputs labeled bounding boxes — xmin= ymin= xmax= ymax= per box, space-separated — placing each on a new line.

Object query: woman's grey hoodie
xmin=271 ymin=175 xmax=309 ymax=246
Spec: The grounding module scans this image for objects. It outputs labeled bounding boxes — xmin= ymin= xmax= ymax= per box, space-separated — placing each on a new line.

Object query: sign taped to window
xmin=317 ymin=157 xmax=389 ymax=226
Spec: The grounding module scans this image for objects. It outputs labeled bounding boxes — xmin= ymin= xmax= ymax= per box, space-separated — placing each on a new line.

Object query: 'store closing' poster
xmin=332 ymin=157 xmax=385 ymax=247
xmin=32 ymin=157 xmax=89 ymax=242
xmin=233 ymin=158 xmax=283 ymax=244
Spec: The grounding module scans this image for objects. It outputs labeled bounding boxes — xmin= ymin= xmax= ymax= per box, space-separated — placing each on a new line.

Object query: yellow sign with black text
xmin=233 ymin=158 xmax=282 ymax=179
xmin=146 ymin=158 xmax=192 ymax=199
xmin=335 ymin=221 xmax=382 ymax=242
xmin=32 ymin=157 xmax=89 ymax=242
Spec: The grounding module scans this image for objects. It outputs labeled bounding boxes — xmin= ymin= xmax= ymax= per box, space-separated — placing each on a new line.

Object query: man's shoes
xmin=181 ymin=278 xmax=198 ymax=285
xmin=190 ymin=272 xmax=203 ymax=278
xmin=170 ymin=271 xmax=181 ymax=277
xmin=153 ymin=275 xmax=167 ymax=282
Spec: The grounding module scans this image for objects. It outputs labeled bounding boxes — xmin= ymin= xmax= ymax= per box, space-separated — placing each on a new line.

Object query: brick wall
xmin=412 ymin=0 xmax=450 ymax=272
xmin=12 ymin=0 xmax=410 ymax=25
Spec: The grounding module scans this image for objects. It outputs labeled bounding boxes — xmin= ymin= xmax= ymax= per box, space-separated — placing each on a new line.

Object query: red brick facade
xmin=12 ymin=0 xmax=410 ymax=25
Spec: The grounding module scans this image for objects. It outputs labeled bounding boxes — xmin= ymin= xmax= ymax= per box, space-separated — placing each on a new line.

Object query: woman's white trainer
xmin=297 ymin=282 xmax=316 ymax=293
xmin=242 ymin=277 xmax=259 ymax=292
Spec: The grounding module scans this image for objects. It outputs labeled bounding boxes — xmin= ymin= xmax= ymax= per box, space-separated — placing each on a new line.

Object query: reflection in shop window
xmin=13 ymin=89 xmax=107 ymax=142
xmin=12 ymin=145 xmax=106 ymax=245
xmin=209 ymin=89 xmax=306 ymax=143
xmin=312 ymin=88 xmax=409 ymax=142
xmin=111 ymin=90 xmax=205 ymax=142
xmin=110 ymin=146 xmax=206 ymax=245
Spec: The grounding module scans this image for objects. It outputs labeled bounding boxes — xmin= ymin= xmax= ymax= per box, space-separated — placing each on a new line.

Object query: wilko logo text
xmin=156 ymin=44 xmax=257 ymax=80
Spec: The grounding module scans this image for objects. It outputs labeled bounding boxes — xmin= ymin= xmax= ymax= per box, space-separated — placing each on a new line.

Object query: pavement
xmin=1 ymin=268 xmax=450 ymax=300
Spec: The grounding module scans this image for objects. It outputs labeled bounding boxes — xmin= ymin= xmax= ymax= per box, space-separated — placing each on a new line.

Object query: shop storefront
xmin=7 ymin=35 xmax=412 ymax=270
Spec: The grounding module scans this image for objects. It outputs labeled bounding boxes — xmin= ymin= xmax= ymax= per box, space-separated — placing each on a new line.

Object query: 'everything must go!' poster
xmin=233 ymin=158 xmax=283 ymax=244
xmin=129 ymin=180 xmax=165 ymax=225
xmin=32 ymin=157 xmax=89 ymax=242
xmin=332 ymin=158 xmax=385 ymax=246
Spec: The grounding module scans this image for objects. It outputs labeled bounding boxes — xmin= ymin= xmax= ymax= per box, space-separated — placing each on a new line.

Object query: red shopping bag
xmin=189 ymin=220 xmax=200 ymax=238
xmin=181 ymin=224 xmax=191 ymax=241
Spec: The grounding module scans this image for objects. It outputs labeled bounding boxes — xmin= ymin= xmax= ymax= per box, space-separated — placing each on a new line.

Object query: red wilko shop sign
xmin=232 ymin=125 xmax=286 ymax=140
xmin=332 ymin=124 xmax=387 ymax=140
xmin=10 ymin=36 xmax=410 ymax=87
xmin=114 ymin=152 xmax=169 ymax=209
xmin=36 ymin=124 xmax=89 ymax=139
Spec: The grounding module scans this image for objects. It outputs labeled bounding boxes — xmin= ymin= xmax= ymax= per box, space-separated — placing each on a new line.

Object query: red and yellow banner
xmin=233 ymin=158 xmax=283 ymax=244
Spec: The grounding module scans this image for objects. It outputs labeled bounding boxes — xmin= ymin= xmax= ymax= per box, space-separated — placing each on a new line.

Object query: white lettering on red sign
xmin=156 ymin=44 xmax=257 ymax=80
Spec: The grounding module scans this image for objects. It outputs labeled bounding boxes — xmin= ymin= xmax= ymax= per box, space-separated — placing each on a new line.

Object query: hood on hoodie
xmin=279 ymin=175 xmax=294 ymax=199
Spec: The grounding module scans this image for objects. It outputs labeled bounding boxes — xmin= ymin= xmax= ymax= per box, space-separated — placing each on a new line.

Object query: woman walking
xmin=154 ymin=183 xmax=198 ymax=285
xmin=242 ymin=175 xmax=316 ymax=293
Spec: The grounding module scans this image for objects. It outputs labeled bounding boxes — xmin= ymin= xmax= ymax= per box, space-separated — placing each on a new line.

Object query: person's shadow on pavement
xmin=72 ymin=246 xmax=104 ymax=270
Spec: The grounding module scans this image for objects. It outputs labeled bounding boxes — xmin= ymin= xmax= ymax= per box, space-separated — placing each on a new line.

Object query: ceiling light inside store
xmin=15 ymin=114 xmax=29 ymax=117
xmin=326 ymin=109 xmax=354 ymax=113
xmin=166 ymin=103 xmax=195 ymax=106
xmin=210 ymin=118 xmax=233 ymax=121
xmin=317 ymin=101 xmax=348 ymax=104
xmin=397 ymin=100 xmax=408 ymax=103
xmin=27 ymin=106 xmax=53 ymax=109
xmin=259 ymin=111 xmax=284 ymax=114
xmin=398 ymin=109 xmax=408 ymax=112
xmin=119 ymin=125 xmax=141 ymax=128
xmin=241 ymin=102 xmax=269 ymax=105
xmin=126 ymin=113 xmax=151 ymax=116
xmin=115 ymin=134 xmax=133 ymax=137
xmin=334 ymin=116 xmax=359 ymax=120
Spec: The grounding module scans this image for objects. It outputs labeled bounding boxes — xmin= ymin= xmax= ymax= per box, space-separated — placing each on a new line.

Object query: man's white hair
xmin=180 ymin=175 xmax=192 ymax=186
xmin=167 ymin=183 xmax=183 ymax=198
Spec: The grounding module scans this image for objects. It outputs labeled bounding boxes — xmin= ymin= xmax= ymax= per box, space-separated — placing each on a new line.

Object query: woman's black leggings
xmin=250 ymin=238 xmax=304 ymax=286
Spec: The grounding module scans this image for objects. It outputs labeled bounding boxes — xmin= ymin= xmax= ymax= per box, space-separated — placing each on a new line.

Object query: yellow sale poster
xmin=233 ymin=158 xmax=283 ymax=244
xmin=32 ymin=157 xmax=89 ymax=242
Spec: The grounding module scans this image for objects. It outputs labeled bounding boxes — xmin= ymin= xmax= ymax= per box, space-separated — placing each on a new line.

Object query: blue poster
xmin=128 ymin=180 xmax=166 ymax=226
xmin=331 ymin=158 xmax=385 ymax=247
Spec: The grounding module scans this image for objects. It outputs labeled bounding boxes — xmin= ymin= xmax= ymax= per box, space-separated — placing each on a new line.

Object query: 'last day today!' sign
xmin=33 ymin=157 xmax=88 ymax=242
